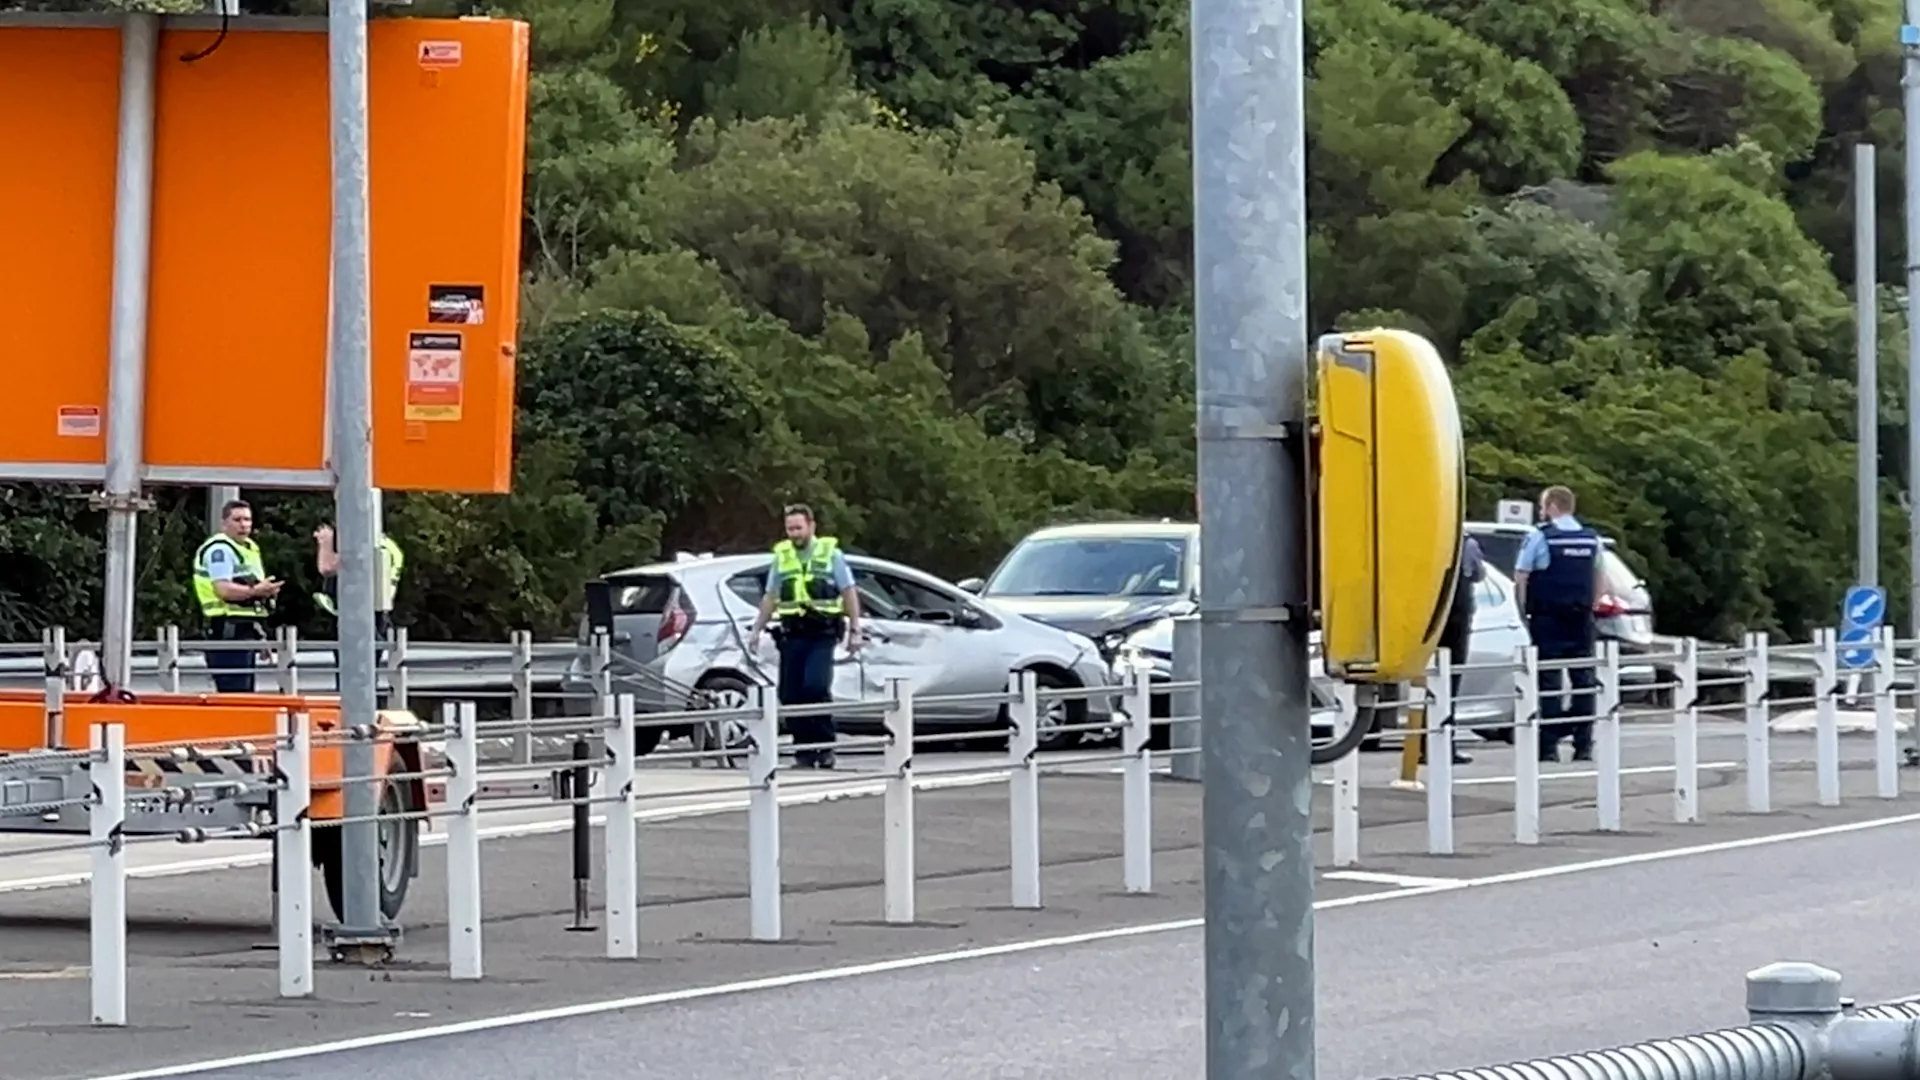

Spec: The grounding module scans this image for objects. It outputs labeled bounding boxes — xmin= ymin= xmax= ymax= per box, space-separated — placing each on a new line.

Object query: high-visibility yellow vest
xmin=193 ymin=533 xmax=268 ymax=619
xmin=773 ymin=536 xmax=845 ymax=617
xmin=316 ymin=534 xmax=406 ymax=616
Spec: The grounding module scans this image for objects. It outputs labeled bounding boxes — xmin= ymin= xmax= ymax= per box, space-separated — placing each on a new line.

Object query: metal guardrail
xmin=1376 ymin=963 xmax=1920 ymax=1080
xmin=3 ymin=623 xmax=1918 ymax=1030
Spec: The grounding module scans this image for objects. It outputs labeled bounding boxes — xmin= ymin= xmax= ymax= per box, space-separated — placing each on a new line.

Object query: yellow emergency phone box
xmin=1314 ymin=329 xmax=1465 ymax=683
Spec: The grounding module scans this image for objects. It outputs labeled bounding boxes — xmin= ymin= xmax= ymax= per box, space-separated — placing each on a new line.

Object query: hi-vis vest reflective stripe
xmin=193 ymin=534 xmax=267 ymax=619
xmin=315 ymin=534 xmax=406 ymax=616
xmin=377 ymin=534 xmax=405 ymax=609
xmin=773 ymin=536 xmax=844 ymax=617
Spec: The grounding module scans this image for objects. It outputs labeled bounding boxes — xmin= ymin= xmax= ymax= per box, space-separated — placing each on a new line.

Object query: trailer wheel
xmin=313 ymin=778 xmax=420 ymax=923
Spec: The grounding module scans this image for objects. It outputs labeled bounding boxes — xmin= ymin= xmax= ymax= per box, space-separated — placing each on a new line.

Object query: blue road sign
xmin=1839 ymin=625 xmax=1877 ymax=670
xmin=1842 ymin=584 xmax=1887 ymax=629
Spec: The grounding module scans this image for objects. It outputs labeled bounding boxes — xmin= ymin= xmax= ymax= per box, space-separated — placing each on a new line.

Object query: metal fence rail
xmin=1374 ymin=964 xmax=1920 ymax=1080
xmin=2 ymin=624 xmax=1918 ymax=1027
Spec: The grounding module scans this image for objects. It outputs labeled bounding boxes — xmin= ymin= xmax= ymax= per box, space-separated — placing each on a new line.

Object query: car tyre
xmin=1028 ymin=668 xmax=1088 ymax=752
xmin=313 ymin=776 xmax=419 ymax=924
xmin=690 ymin=672 xmax=756 ymax=767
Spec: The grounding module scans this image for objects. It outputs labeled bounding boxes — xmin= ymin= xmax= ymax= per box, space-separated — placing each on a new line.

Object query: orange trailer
xmin=0 ymin=690 xmax=428 ymax=921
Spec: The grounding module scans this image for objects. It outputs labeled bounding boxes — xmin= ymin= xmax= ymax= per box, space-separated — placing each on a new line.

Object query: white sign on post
xmin=1495 ymin=499 xmax=1532 ymax=525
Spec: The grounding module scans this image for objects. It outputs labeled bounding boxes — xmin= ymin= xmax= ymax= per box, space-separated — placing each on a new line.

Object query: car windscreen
xmin=986 ymin=536 xmax=1191 ymax=598
xmin=1469 ymin=531 xmax=1525 ymax=577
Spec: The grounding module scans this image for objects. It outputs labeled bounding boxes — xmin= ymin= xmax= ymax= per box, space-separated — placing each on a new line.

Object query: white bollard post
xmin=43 ymin=627 xmax=66 ymax=748
xmin=605 ymin=694 xmax=640 ymax=958
xmin=1874 ymin=625 xmax=1900 ymax=798
xmin=1674 ymin=637 xmax=1699 ymax=824
xmin=510 ymin=630 xmax=534 ymax=766
xmin=746 ymin=685 xmax=782 ymax=940
xmin=1514 ymin=647 xmax=1541 ymax=845
xmin=882 ymin=677 xmax=916 ymax=923
xmin=444 ymin=702 xmax=483 ymax=978
xmin=387 ymin=627 xmax=412 ymax=712
xmin=276 ymin=624 xmax=300 ymax=695
xmin=1815 ymin=628 xmax=1841 ymax=806
xmin=1007 ymin=670 xmax=1043 ymax=909
xmin=1595 ymin=641 xmax=1622 ymax=831
xmin=90 ymin=721 xmax=127 ymax=1026
xmin=1425 ymin=651 xmax=1455 ymax=855
xmin=1122 ymin=664 xmax=1154 ymax=893
xmin=1331 ymin=684 xmax=1361 ymax=866
xmin=275 ymin=709 xmax=314 ymax=997
xmin=1745 ymin=631 xmax=1772 ymax=813
xmin=158 ymin=625 xmax=181 ymax=694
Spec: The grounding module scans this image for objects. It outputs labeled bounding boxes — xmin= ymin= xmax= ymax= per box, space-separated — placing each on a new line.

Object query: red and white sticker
xmin=418 ymin=40 xmax=462 ymax=68
xmin=57 ymin=405 xmax=101 ymax=438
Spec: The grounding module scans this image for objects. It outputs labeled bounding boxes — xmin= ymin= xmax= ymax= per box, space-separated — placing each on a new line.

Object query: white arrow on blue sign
xmin=1842 ymin=584 xmax=1887 ymax=628
xmin=1838 ymin=624 xmax=1878 ymax=670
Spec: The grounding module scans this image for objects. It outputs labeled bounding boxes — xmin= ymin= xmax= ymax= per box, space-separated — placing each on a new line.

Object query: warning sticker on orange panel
xmin=406 ymin=332 xmax=464 ymax=422
xmin=57 ymin=405 xmax=101 ymax=438
xmin=418 ymin=40 xmax=463 ymax=68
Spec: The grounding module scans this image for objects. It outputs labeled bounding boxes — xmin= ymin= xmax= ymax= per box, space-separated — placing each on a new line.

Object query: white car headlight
xmin=1110 ymin=643 xmax=1151 ymax=673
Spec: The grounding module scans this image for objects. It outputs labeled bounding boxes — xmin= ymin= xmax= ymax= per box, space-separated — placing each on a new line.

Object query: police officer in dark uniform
xmin=1427 ymin=533 xmax=1482 ymax=766
xmin=1512 ymin=485 xmax=1606 ymax=762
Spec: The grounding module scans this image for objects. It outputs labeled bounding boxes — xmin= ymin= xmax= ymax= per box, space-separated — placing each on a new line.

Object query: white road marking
xmin=1452 ymin=760 xmax=1742 ymax=787
xmin=1312 ymin=760 xmax=1744 ymax=788
xmin=79 ymin=809 xmax=1920 ymax=1080
xmin=1322 ymin=870 xmax=1463 ymax=888
xmin=0 ymin=965 xmax=87 ymax=980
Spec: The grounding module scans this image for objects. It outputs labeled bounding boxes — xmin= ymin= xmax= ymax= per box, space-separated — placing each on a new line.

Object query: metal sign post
xmin=1902 ymin=1 xmax=1920 ymax=766
xmin=1192 ymin=0 xmax=1316 ymax=1074
xmin=99 ymin=13 xmax=159 ymax=695
xmin=325 ymin=0 xmax=395 ymax=960
xmin=1856 ymin=142 xmax=1878 ymax=591
xmin=1904 ymin=3 xmax=1920 ymax=645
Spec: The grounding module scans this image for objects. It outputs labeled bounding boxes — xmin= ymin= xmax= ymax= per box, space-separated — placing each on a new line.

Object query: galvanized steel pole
xmin=206 ymin=486 xmax=240 ymax=537
xmin=1191 ymin=0 xmax=1316 ymax=1075
xmin=327 ymin=0 xmax=390 ymax=953
xmin=1901 ymin=3 xmax=1920 ymax=767
xmin=100 ymin=13 xmax=158 ymax=694
xmin=1857 ymin=142 xmax=1878 ymax=587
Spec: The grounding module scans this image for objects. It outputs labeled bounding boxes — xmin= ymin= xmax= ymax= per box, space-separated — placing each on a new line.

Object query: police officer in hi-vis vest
xmin=314 ymin=523 xmax=406 ymax=695
xmin=748 ymin=504 xmax=864 ymax=769
xmin=313 ymin=523 xmax=405 ymax=638
xmin=193 ymin=500 xmax=283 ymax=694
xmin=1512 ymin=485 xmax=1607 ymax=762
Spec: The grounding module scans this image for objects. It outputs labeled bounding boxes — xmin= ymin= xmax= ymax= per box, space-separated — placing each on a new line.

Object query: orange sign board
xmin=0 ymin=18 xmax=529 ymax=493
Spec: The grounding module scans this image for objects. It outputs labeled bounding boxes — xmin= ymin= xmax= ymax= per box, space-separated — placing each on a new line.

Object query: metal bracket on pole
xmin=86 ymin=492 xmax=156 ymax=513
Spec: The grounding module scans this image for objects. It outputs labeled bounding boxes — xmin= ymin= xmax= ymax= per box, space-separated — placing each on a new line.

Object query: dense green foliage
xmin=6 ymin=0 xmax=1915 ymax=645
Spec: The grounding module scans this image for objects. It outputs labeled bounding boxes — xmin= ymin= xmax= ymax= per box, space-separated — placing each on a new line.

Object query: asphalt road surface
xmin=132 ymin=815 xmax=1920 ymax=1080
xmin=1 ymin=722 xmax=1914 ymax=1080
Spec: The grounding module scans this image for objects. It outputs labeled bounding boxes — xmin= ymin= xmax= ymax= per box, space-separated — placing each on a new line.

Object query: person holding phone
xmin=192 ymin=499 xmax=281 ymax=693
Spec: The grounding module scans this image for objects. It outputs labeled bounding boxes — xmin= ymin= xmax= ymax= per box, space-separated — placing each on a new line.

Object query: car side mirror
xmin=956 ymin=577 xmax=985 ymax=594
xmin=954 ymin=606 xmax=983 ymax=627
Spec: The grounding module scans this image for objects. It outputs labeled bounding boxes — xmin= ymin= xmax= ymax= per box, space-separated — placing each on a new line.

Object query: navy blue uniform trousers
xmin=776 ymin=628 xmax=838 ymax=763
xmin=1533 ymin=613 xmax=1596 ymax=759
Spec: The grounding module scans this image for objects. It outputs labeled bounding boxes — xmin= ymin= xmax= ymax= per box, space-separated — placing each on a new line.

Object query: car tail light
xmin=1593 ymin=593 xmax=1627 ymax=617
xmin=658 ymin=607 xmax=691 ymax=647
